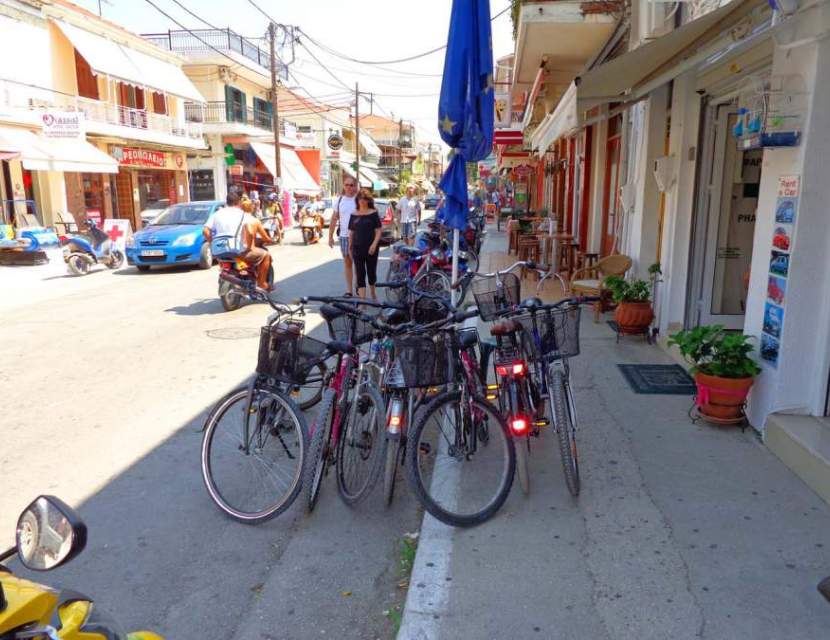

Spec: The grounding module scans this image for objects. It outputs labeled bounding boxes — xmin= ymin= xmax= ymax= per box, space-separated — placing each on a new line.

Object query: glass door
xmin=601 ymin=116 xmax=622 ymax=256
xmin=699 ymin=104 xmax=761 ymax=329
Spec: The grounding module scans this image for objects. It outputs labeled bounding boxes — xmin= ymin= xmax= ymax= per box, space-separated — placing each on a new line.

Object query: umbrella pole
xmin=451 ymin=228 xmax=460 ymax=307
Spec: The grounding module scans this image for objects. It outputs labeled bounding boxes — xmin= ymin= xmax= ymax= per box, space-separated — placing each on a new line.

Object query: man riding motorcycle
xmin=203 ymin=192 xmax=274 ymax=292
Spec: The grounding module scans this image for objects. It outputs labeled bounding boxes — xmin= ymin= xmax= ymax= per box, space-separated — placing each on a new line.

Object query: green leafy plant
xmin=603 ymin=275 xmax=651 ymax=303
xmin=668 ymin=325 xmax=761 ymax=378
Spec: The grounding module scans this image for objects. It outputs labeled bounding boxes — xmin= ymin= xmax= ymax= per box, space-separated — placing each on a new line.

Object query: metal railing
xmin=0 ymin=79 xmax=202 ymax=140
xmin=143 ymin=29 xmax=288 ymax=79
xmin=184 ymin=100 xmax=273 ymax=131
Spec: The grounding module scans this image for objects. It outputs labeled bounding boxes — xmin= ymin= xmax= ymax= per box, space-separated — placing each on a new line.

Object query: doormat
xmin=617 ymin=364 xmax=696 ymax=395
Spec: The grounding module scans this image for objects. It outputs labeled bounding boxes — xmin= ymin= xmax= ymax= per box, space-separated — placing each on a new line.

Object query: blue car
xmin=126 ymin=201 xmax=223 ymax=271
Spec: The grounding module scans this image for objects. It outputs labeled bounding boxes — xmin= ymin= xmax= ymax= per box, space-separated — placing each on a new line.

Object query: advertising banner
xmin=41 ymin=111 xmax=84 ymax=139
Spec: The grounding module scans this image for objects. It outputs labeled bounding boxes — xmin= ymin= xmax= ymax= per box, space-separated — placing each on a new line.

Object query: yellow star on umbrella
xmin=440 ymin=114 xmax=457 ymax=134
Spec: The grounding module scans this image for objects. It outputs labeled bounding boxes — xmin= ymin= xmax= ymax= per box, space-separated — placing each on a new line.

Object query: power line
xmin=296 ymin=4 xmax=511 ymax=66
xmin=295 ymin=37 xmax=353 ymax=92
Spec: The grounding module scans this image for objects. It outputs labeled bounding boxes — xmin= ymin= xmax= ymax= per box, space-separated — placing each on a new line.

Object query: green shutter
xmin=240 ymin=90 xmax=247 ymax=123
xmin=224 ymin=84 xmax=233 ymax=122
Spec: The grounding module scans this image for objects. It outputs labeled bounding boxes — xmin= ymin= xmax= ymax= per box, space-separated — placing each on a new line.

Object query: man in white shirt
xmin=396 ymin=185 xmax=422 ymax=246
xmin=328 ymin=177 xmax=358 ymax=296
xmin=204 ymin=191 xmax=273 ymax=291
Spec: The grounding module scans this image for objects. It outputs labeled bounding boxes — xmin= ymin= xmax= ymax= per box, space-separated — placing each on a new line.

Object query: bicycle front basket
xmin=257 ymin=325 xmax=327 ymax=383
xmin=471 ymin=272 xmax=520 ymax=321
xmin=326 ymin=313 xmax=375 ymax=346
xmin=410 ymin=292 xmax=449 ymax=324
xmin=540 ymin=305 xmax=581 ymax=360
xmin=393 ymin=333 xmax=452 ymax=388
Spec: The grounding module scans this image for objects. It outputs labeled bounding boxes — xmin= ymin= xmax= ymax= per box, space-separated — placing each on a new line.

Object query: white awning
xmin=530 ymin=0 xmax=764 ymax=154
xmin=52 ymin=20 xmax=205 ymax=103
xmin=358 ymin=165 xmax=390 ymax=191
xmin=0 ymin=127 xmax=118 ymax=173
xmin=250 ymin=143 xmax=320 ymax=194
xmin=358 ymin=134 xmax=382 ymax=158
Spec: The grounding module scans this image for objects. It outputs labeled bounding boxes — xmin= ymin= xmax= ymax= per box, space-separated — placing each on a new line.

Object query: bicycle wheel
xmin=385 ymin=260 xmax=407 ymax=303
xmin=304 ymin=389 xmax=336 ymax=512
xmin=406 ymin=390 xmax=515 ymax=527
xmin=383 ymin=438 xmax=402 ymax=506
xmin=337 ymin=382 xmax=386 ymax=504
xmin=549 ymin=368 xmax=580 ymax=497
xmin=414 ymin=270 xmax=451 ymax=299
xmin=284 ymin=361 xmax=328 ymax=410
xmin=201 ymin=386 xmax=307 ymax=524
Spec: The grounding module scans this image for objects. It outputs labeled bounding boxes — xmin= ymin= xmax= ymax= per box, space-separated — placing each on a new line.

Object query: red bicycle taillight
xmin=512 ymin=362 xmax=525 ymax=375
xmin=511 ymin=417 xmax=529 ymax=435
xmin=496 ymin=361 xmax=526 ymax=377
xmin=495 ymin=364 xmax=509 ymax=377
xmin=387 ymin=398 xmax=405 ymax=434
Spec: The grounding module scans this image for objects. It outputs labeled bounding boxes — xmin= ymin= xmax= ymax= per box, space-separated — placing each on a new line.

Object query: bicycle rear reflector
xmin=496 ymin=361 xmax=526 ymax=377
xmin=511 ymin=417 xmax=529 ymax=435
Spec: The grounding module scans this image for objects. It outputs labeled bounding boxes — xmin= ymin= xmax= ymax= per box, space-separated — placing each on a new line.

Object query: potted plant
xmin=668 ymin=325 xmax=761 ymax=421
xmin=603 ymin=275 xmax=654 ymax=334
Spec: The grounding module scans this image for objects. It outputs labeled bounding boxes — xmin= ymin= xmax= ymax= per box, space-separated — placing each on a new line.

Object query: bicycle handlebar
xmin=450 ymin=260 xmax=534 ymax=290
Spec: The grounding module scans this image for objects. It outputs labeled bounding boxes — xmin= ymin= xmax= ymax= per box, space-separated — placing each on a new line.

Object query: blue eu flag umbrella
xmin=436 ymin=0 xmax=494 ymax=296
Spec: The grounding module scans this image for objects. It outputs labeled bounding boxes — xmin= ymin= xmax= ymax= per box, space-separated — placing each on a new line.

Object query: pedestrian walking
xmin=328 ymin=177 xmax=359 ymax=296
xmin=349 ymin=189 xmax=382 ymax=300
xmin=396 ymin=184 xmax=422 ymax=246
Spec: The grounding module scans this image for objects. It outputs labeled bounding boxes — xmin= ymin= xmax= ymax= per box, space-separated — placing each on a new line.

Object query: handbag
xmin=210 ymin=210 xmax=246 ymax=259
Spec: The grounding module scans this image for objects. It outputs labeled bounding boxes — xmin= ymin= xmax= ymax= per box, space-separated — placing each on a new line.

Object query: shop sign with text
xmin=110 ymin=146 xmax=186 ymax=171
xmin=41 ymin=111 xmax=84 ymax=139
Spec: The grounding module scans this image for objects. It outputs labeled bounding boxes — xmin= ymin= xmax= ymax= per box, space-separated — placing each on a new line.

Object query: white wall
xmin=588 ymin=118 xmax=607 ymax=254
xmin=658 ymin=71 xmax=701 ymax=336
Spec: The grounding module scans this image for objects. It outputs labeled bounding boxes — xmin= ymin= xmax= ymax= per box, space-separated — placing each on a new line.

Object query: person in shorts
xmin=396 ymin=184 xmax=421 ymax=246
xmin=328 ymin=178 xmax=358 ymax=296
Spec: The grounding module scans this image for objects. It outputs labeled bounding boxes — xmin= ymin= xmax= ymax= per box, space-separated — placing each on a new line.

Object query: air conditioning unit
xmin=640 ymin=0 xmax=684 ymax=44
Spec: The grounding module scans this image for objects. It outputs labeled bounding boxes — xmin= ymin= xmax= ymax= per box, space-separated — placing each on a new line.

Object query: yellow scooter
xmin=0 ymin=495 xmax=162 ymax=640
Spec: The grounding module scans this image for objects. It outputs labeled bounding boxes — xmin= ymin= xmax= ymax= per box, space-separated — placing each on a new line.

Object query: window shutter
xmin=225 ymin=85 xmax=233 ymax=122
xmin=240 ymin=90 xmax=247 ymax=123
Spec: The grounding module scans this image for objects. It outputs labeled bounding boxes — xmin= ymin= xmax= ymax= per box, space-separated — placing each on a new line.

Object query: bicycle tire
xmin=550 ymin=368 xmax=580 ymax=497
xmin=405 ymin=390 xmax=515 ymax=527
xmin=515 ymin=436 xmax=530 ymax=495
xmin=304 ymin=390 xmax=336 ymax=513
xmin=383 ymin=438 xmax=402 ymax=506
xmin=414 ymin=270 xmax=451 ymax=299
xmin=385 ymin=261 xmax=407 ymax=303
xmin=336 ymin=381 xmax=386 ymax=505
xmin=288 ymin=361 xmax=328 ymax=411
xmin=201 ymin=386 xmax=307 ymax=524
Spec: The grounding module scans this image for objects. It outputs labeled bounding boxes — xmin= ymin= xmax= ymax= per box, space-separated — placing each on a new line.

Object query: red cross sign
xmin=107 ymin=225 xmax=125 ymax=242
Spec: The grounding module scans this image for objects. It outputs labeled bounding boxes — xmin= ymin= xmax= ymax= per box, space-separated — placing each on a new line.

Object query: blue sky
xmin=74 ymin=0 xmax=515 ymax=145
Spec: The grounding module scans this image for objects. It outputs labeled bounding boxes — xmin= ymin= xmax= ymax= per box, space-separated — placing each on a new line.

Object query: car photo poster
xmin=761 ymin=175 xmax=799 ymax=367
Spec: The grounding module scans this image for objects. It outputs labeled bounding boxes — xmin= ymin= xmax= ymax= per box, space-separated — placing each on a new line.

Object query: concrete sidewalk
xmin=399 ymin=229 xmax=830 ymax=639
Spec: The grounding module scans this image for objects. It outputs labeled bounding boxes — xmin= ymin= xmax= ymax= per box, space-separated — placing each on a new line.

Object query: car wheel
xmin=198 ymin=243 xmax=212 ymax=269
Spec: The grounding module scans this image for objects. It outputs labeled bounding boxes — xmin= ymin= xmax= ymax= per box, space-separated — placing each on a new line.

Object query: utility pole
xmin=354 ymin=82 xmax=360 ymax=189
xmin=268 ymin=23 xmax=282 ymax=183
xmin=398 ymin=118 xmax=403 ymax=191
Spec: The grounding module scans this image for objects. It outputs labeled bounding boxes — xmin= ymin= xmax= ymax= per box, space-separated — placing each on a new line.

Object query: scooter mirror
xmin=16 ymin=496 xmax=87 ymax=571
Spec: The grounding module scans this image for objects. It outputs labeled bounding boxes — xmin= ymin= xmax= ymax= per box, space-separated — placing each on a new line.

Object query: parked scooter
xmin=0 ymin=495 xmax=162 ymax=639
xmin=217 ymin=255 xmax=275 ymax=312
xmin=300 ymin=209 xmax=322 ymax=245
xmin=61 ymin=219 xmax=124 ymax=276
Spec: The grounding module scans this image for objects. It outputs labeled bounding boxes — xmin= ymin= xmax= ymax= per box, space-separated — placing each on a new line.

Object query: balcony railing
xmin=143 ymin=29 xmax=288 ymax=79
xmin=184 ymin=101 xmax=275 ymax=132
xmin=0 ymin=79 xmax=203 ymax=141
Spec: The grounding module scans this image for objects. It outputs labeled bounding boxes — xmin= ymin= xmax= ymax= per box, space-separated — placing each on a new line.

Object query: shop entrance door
xmin=601 ymin=115 xmax=622 ymax=256
xmin=693 ymin=102 xmax=762 ymax=329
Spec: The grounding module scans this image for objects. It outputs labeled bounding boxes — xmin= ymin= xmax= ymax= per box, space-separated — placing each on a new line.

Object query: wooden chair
xmin=570 ymin=254 xmax=633 ymax=322
xmin=517 ymin=235 xmax=541 ymax=280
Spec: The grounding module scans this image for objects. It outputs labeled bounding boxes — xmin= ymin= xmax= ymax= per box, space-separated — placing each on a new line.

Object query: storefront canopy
xmin=531 ymin=0 xmax=765 ymax=154
xmin=358 ymin=165 xmax=391 ymax=191
xmin=250 ymin=143 xmax=320 ymax=195
xmin=0 ymin=126 xmax=118 ymax=173
xmin=358 ymin=134 xmax=382 ymax=158
xmin=337 ymin=161 xmax=372 ymax=189
xmin=52 ymin=20 xmax=205 ymax=103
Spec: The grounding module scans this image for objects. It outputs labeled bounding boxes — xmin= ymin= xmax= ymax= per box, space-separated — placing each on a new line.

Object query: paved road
xmin=1 ymin=229 xmax=419 ymax=639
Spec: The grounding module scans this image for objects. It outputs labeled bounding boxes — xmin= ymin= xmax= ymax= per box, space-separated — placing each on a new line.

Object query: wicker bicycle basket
xmin=257 ymin=324 xmax=328 ymax=384
xmin=514 ymin=305 xmax=582 ymax=361
xmin=392 ymin=333 xmax=452 ymax=388
xmin=472 ymin=272 xmax=521 ymax=321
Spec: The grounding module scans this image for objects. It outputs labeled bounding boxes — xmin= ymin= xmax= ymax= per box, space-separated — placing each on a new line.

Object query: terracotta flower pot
xmin=694 ymin=372 xmax=754 ymax=420
xmin=614 ymin=301 xmax=654 ymax=334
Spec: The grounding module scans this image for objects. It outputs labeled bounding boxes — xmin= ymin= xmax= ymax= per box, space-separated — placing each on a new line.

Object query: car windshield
xmin=153 ymin=203 xmax=216 ymax=226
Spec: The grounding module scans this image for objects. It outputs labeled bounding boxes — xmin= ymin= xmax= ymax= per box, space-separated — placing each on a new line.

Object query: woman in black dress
xmin=348 ymin=189 xmax=382 ymax=299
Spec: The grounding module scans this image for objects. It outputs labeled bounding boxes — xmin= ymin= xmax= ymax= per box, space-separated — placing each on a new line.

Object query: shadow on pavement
xmin=114 ymin=265 xmax=200 ymax=276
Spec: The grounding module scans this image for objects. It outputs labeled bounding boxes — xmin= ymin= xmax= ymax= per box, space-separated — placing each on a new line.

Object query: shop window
xmin=225 ymin=85 xmax=247 ymax=123
xmin=151 ymin=92 xmax=167 ymax=115
xmin=74 ymin=50 xmax=99 ymax=100
xmin=253 ymin=97 xmax=272 ymax=130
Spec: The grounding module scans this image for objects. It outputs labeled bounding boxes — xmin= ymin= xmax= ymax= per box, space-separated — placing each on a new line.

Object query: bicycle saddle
xmin=319 ymin=304 xmax=346 ymax=322
xmin=458 ymin=331 xmax=479 ymax=349
xmin=490 ymin=319 xmax=522 ymax=336
xmin=327 ymin=340 xmax=357 ymax=355
xmin=382 ymin=307 xmax=408 ymax=325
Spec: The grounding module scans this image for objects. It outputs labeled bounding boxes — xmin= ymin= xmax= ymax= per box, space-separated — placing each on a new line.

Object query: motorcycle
xmin=61 ymin=219 xmax=124 ymax=276
xmin=300 ymin=211 xmax=321 ymax=245
xmin=217 ymin=254 xmax=274 ymax=312
xmin=0 ymin=495 xmax=162 ymax=640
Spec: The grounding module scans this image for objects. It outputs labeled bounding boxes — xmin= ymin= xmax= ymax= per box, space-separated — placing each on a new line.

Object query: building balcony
xmin=184 ymin=100 xmax=273 ymax=134
xmin=143 ymin=29 xmax=288 ymax=80
xmin=0 ymin=79 xmax=205 ymax=149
